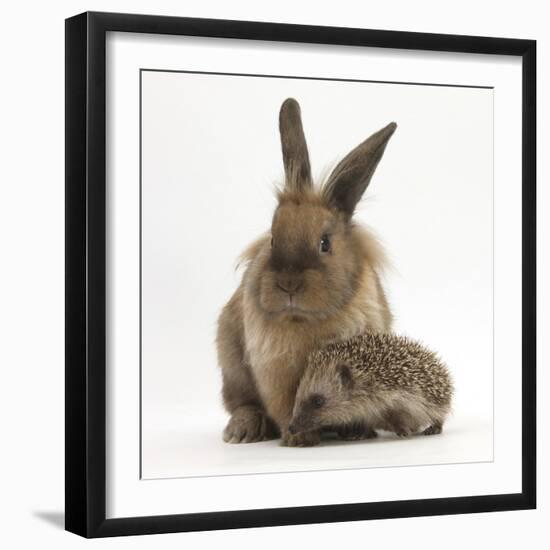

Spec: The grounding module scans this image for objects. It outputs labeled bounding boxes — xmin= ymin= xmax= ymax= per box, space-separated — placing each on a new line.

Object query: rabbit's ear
xmin=323 ymin=122 xmax=397 ymax=216
xmin=279 ymin=98 xmax=313 ymax=192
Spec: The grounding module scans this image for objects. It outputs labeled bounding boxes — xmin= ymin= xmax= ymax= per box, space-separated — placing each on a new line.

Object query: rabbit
xmin=217 ymin=98 xmax=397 ymax=446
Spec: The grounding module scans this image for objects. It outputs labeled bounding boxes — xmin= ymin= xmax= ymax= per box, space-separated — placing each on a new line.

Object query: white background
xmin=141 ymin=70 xmax=494 ymax=478
xmin=0 ymin=1 xmax=546 ymax=549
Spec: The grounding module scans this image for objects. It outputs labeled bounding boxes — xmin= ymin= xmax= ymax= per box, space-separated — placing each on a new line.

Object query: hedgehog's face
xmin=289 ymin=362 xmax=355 ymax=434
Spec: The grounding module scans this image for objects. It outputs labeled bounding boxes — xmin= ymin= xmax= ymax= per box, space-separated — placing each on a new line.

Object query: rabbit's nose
xmin=276 ymin=274 xmax=303 ymax=294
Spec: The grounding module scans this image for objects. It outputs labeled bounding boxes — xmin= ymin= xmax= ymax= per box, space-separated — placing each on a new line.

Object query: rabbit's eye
xmin=320 ymin=234 xmax=331 ymax=253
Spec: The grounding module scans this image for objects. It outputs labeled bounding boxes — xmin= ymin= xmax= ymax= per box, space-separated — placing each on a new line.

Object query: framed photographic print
xmin=65 ymin=11 xmax=536 ymax=537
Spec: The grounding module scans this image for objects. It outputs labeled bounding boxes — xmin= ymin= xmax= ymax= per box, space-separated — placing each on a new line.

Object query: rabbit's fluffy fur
xmin=217 ymin=98 xmax=397 ymax=446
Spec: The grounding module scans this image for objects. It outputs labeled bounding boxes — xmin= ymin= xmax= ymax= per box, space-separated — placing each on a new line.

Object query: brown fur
xmin=217 ymin=98 xmax=397 ymax=446
xmin=289 ymin=333 xmax=454 ymax=442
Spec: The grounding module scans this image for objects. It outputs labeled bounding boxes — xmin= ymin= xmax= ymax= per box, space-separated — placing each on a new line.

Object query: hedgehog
xmin=288 ymin=333 xmax=453 ymax=440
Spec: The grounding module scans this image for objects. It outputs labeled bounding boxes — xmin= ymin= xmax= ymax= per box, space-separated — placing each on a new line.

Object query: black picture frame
xmin=65 ymin=11 xmax=536 ymax=538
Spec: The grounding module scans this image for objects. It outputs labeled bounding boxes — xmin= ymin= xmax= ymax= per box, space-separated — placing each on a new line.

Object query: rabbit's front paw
xmin=223 ymin=406 xmax=278 ymax=443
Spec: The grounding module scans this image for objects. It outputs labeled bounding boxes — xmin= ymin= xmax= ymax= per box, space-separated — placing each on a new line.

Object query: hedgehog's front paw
xmin=223 ymin=406 xmax=278 ymax=443
xmin=281 ymin=430 xmax=321 ymax=447
xmin=337 ymin=422 xmax=377 ymax=441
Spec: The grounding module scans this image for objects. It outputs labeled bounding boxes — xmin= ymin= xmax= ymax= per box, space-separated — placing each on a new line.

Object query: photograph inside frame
xmin=139 ymin=69 xmax=494 ymax=480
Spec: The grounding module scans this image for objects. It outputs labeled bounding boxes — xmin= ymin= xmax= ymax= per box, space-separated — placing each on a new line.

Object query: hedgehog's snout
xmin=288 ymin=410 xmax=305 ymax=434
xmin=288 ymin=414 xmax=304 ymax=434
xmin=288 ymin=409 xmax=315 ymax=434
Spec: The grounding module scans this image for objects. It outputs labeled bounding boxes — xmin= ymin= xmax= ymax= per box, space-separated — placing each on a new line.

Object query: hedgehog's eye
xmin=271 ymin=237 xmax=274 ymax=248
xmin=310 ymin=394 xmax=326 ymax=409
xmin=320 ymin=234 xmax=331 ymax=254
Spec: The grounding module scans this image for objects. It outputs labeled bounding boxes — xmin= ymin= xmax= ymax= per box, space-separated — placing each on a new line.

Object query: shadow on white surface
xmin=142 ymin=415 xmax=493 ymax=480
xmin=33 ymin=511 xmax=64 ymax=530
